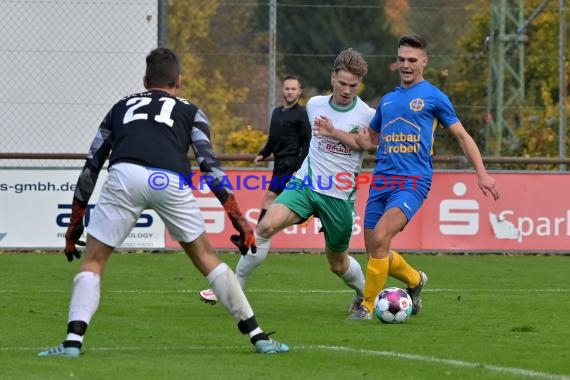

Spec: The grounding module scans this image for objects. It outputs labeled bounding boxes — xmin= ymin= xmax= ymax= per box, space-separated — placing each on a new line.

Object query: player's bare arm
xmin=448 ymin=122 xmax=499 ymax=201
xmin=312 ymin=115 xmax=364 ymax=151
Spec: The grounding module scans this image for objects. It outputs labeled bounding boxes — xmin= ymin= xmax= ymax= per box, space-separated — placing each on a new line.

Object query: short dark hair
xmin=145 ymin=48 xmax=180 ymax=88
xmin=283 ymin=75 xmax=303 ymax=88
xmin=398 ymin=35 xmax=428 ymax=52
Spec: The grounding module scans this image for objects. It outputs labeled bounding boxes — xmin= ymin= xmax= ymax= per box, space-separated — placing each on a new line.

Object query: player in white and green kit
xmin=283 ymin=93 xmax=374 ymax=253
xmin=199 ymin=48 xmax=375 ymax=312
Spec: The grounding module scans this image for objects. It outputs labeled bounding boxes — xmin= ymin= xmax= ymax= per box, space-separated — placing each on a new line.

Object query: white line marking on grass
xmin=5 ymin=345 xmax=568 ymax=379
xmin=305 ymin=345 xmax=570 ymax=380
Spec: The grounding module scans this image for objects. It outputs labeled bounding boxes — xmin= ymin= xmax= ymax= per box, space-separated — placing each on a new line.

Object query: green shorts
xmin=274 ymin=178 xmax=355 ymax=253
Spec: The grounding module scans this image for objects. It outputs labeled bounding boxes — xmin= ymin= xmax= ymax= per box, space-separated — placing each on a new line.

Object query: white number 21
xmin=123 ymin=97 xmax=175 ymax=127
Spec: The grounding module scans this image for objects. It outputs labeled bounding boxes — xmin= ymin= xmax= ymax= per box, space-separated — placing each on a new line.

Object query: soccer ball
xmin=373 ymin=287 xmax=413 ymax=323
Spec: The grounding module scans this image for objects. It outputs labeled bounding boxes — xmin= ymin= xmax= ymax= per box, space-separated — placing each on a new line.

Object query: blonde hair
xmin=333 ymin=48 xmax=368 ymax=78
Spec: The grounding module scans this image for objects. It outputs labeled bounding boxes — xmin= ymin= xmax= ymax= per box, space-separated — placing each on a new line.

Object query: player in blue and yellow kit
xmin=350 ymin=35 xmax=500 ymax=320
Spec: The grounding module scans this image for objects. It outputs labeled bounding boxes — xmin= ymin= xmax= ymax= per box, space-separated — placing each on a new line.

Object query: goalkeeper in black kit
xmin=38 ymin=47 xmax=289 ymax=357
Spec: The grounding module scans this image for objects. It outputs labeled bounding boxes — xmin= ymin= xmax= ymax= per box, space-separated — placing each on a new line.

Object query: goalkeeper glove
xmin=223 ymin=194 xmax=256 ymax=255
xmin=64 ymin=197 xmax=87 ymax=262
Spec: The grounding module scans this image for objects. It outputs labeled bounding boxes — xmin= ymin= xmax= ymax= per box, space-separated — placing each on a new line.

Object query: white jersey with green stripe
xmin=295 ymin=95 xmax=375 ymax=200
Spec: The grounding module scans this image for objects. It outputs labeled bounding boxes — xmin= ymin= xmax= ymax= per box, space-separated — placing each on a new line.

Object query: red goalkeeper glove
xmin=64 ymin=197 xmax=87 ymax=262
xmin=223 ymin=194 xmax=256 ymax=255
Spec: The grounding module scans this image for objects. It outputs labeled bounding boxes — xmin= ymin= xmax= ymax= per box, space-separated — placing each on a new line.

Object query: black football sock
xmin=63 ymin=320 xmax=88 ymax=349
xmin=238 ymin=316 xmax=268 ymax=344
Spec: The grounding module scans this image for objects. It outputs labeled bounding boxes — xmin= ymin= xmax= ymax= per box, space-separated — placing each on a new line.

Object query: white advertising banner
xmin=3 ymin=169 xmax=570 ymax=252
xmin=0 ymin=169 xmax=165 ymax=249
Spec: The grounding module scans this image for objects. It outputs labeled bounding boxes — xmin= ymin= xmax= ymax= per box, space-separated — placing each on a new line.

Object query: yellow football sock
xmin=389 ymin=250 xmax=420 ymax=288
xmin=362 ymin=256 xmax=389 ymax=311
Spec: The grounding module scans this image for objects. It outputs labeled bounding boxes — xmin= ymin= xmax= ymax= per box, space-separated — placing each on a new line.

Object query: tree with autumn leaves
xmin=167 ymin=1 xmax=266 ymax=153
xmin=449 ymin=0 xmax=568 ymax=162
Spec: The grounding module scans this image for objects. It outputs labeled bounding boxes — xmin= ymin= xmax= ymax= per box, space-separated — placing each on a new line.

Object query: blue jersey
xmin=370 ymin=80 xmax=459 ymax=185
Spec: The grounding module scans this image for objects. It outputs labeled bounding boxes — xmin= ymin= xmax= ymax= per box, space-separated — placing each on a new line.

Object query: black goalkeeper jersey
xmin=105 ymin=90 xmax=206 ymax=176
xmin=73 ymin=89 xmax=230 ymax=206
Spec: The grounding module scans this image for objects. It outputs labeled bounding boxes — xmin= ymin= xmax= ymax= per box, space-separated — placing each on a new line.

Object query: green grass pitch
xmin=1 ymin=252 xmax=569 ymax=380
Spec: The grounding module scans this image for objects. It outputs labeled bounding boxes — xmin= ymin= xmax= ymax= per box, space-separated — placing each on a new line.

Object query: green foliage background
xmin=450 ymin=0 xmax=568 ymax=163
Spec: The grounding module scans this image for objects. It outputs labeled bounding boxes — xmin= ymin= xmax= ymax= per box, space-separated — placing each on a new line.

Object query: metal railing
xmin=1 ymin=152 xmax=570 ymax=168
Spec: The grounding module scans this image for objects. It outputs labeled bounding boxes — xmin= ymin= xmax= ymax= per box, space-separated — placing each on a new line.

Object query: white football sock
xmin=66 ymin=271 xmax=101 ymax=343
xmin=339 ymin=255 xmax=365 ymax=298
xmin=68 ymin=271 xmax=100 ymax=323
xmin=207 ymin=263 xmax=254 ymax=321
xmin=235 ymin=233 xmax=271 ymax=288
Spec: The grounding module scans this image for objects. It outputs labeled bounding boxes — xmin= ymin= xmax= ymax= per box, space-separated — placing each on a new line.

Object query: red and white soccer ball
xmin=373 ymin=287 xmax=413 ymax=323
